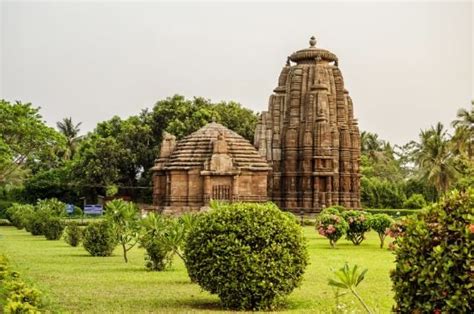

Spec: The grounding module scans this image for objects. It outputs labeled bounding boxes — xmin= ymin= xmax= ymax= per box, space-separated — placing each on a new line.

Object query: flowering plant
xmin=316 ymin=213 xmax=348 ymax=247
xmin=342 ymin=210 xmax=371 ymax=245
xmin=385 ymin=219 xmax=408 ymax=250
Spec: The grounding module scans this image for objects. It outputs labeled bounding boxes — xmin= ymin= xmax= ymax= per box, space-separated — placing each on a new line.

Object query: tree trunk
xmin=122 ymin=243 xmax=128 ymax=263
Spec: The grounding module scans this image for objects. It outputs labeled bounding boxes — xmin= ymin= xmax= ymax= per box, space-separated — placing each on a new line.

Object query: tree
xmin=451 ymin=101 xmax=473 ymax=160
xmin=57 ymin=117 xmax=82 ymax=160
xmin=71 ymin=135 xmax=131 ymax=191
xmin=414 ymin=122 xmax=458 ymax=196
xmin=213 ymin=101 xmax=258 ymax=143
xmin=0 ymin=100 xmax=64 ymax=185
xmin=105 ymin=199 xmax=140 ymax=263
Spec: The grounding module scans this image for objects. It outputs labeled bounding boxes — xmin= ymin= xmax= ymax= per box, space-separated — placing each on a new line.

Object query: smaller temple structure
xmin=152 ymin=122 xmax=271 ymax=213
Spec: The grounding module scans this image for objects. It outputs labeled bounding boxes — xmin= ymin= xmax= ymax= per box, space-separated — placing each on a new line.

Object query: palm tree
xmin=414 ymin=122 xmax=458 ymax=196
xmin=451 ymin=101 xmax=474 ymax=130
xmin=451 ymin=101 xmax=474 ymax=159
xmin=57 ymin=117 xmax=82 ymax=160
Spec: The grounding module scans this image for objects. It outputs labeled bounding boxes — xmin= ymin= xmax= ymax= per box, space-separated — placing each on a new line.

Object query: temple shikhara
xmin=254 ymin=36 xmax=361 ymax=213
xmin=152 ymin=36 xmax=361 ymax=213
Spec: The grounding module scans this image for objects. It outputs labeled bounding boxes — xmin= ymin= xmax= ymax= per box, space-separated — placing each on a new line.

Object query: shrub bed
xmin=184 ymin=202 xmax=308 ymax=310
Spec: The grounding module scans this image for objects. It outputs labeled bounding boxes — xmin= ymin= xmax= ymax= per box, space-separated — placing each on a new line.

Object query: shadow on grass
xmin=169 ymin=298 xmax=223 ymax=311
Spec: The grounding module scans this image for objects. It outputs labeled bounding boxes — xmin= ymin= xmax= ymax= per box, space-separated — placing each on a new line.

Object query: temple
xmin=254 ymin=36 xmax=361 ymax=213
xmin=151 ymin=122 xmax=271 ymax=213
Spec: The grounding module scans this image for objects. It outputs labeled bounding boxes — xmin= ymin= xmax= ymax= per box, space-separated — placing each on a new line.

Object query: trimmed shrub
xmin=43 ymin=217 xmax=65 ymax=240
xmin=368 ymin=214 xmax=393 ymax=248
xmin=402 ymin=193 xmax=427 ymax=209
xmin=82 ymin=221 xmax=117 ymax=256
xmin=184 ymin=202 xmax=308 ymax=310
xmin=316 ymin=213 xmax=348 ymax=247
xmin=342 ymin=210 xmax=371 ymax=245
xmin=27 ymin=213 xmax=47 ymax=236
xmin=391 ymin=189 xmax=474 ymax=312
xmin=64 ymin=222 xmax=83 ymax=247
xmin=5 ymin=204 xmax=34 ymax=230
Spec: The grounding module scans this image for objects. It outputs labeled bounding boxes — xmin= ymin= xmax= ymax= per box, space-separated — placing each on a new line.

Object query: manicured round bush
xmin=402 ymin=193 xmax=427 ymax=209
xmin=64 ymin=222 xmax=83 ymax=247
xmin=82 ymin=221 xmax=117 ymax=256
xmin=316 ymin=213 xmax=348 ymax=247
xmin=391 ymin=189 xmax=474 ymax=312
xmin=342 ymin=210 xmax=371 ymax=245
xmin=184 ymin=202 xmax=308 ymax=310
xmin=43 ymin=217 xmax=65 ymax=240
xmin=368 ymin=213 xmax=393 ymax=248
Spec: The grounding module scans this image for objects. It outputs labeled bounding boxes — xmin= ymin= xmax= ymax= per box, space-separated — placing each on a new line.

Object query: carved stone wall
xmin=254 ymin=37 xmax=361 ymax=213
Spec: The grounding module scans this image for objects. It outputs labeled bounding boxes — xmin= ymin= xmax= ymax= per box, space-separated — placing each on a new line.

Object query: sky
xmin=1 ymin=1 xmax=473 ymax=145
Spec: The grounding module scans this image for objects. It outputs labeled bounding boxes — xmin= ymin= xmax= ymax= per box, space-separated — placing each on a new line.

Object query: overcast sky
xmin=1 ymin=1 xmax=473 ymax=145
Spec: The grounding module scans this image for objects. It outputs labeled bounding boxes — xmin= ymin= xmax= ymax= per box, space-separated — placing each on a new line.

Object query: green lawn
xmin=0 ymin=226 xmax=395 ymax=313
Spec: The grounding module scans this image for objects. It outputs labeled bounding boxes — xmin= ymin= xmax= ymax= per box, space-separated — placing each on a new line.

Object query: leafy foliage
xmin=391 ymin=189 xmax=474 ymax=312
xmin=368 ymin=214 xmax=393 ymax=248
xmin=320 ymin=205 xmax=346 ymax=215
xmin=105 ymin=199 xmax=140 ymax=263
xmin=139 ymin=213 xmax=175 ymax=271
xmin=43 ymin=216 xmax=65 ymax=240
xmin=184 ymin=202 xmax=308 ymax=310
xmin=316 ymin=213 xmax=348 ymax=247
xmin=0 ymin=99 xmax=65 ymax=185
xmin=328 ymin=263 xmax=372 ymax=314
xmin=0 ymin=255 xmax=43 ymax=313
xmin=342 ymin=210 xmax=371 ymax=245
xmin=402 ymin=193 xmax=426 ymax=209
xmin=82 ymin=221 xmax=117 ymax=257
xmin=5 ymin=203 xmax=34 ymax=230
xmin=139 ymin=212 xmax=197 ymax=271
xmin=64 ymin=222 xmax=83 ymax=247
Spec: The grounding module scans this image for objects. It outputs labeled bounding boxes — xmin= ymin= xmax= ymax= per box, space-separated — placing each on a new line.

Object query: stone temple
xmin=151 ymin=122 xmax=271 ymax=213
xmin=254 ymin=36 xmax=361 ymax=213
xmin=152 ymin=36 xmax=361 ymax=214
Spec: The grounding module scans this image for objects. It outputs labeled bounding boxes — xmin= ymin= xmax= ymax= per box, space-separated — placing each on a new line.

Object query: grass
xmin=0 ymin=226 xmax=396 ymax=313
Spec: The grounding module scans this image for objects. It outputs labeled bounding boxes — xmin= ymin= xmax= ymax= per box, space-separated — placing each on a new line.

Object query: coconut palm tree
xmin=451 ymin=101 xmax=474 ymax=159
xmin=414 ymin=122 xmax=458 ymax=196
xmin=57 ymin=117 xmax=82 ymax=160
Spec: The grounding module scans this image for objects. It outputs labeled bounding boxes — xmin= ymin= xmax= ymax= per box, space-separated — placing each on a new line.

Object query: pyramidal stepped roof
xmin=163 ymin=122 xmax=270 ymax=170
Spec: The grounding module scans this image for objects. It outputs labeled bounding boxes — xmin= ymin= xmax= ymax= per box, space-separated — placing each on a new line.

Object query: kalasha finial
xmin=309 ymin=36 xmax=317 ymax=48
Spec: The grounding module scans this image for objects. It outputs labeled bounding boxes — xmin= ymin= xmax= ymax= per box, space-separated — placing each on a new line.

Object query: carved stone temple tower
xmin=254 ymin=36 xmax=361 ymax=213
